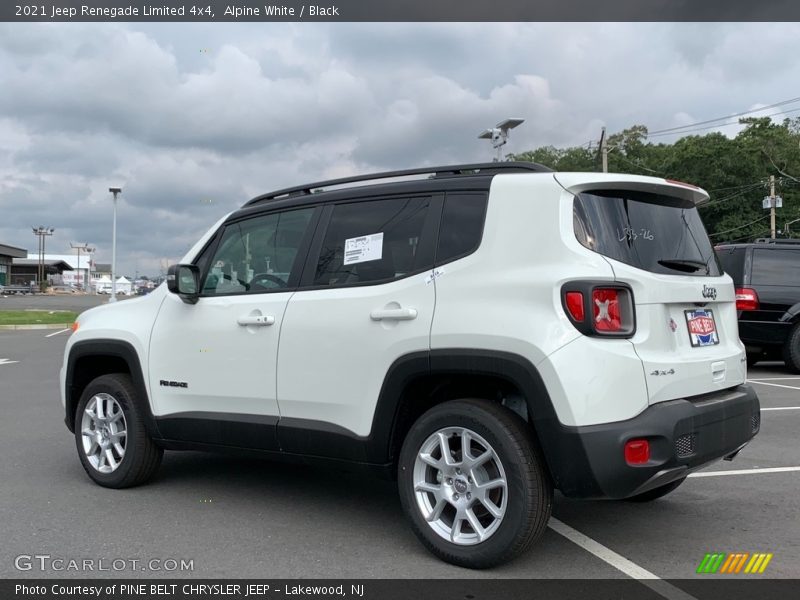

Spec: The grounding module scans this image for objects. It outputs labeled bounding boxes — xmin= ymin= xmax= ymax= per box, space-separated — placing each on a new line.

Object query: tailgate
xmin=560 ymin=173 xmax=746 ymax=404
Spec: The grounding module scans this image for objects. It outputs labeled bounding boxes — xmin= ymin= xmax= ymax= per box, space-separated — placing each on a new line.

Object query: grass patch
xmin=0 ymin=311 xmax=78 ymax=325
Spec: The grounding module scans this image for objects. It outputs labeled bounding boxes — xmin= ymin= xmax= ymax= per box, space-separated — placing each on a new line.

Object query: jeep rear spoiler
xmin=553 ymin=173 xmax=710 ymax=205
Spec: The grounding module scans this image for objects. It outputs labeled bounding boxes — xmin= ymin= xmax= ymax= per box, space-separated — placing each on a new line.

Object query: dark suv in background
xmin=715 ymin=238 xmax=800 ymax=370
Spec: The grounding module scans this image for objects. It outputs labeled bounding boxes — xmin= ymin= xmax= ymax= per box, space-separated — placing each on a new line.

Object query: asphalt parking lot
xmin=0 ymin=329 xmax=797 ymax=584
xmin=0 ymin=293 xmax=119 ymax=314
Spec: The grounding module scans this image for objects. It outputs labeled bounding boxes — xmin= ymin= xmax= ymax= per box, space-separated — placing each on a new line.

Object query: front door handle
xmin=237 ymin=315 xmax=275 ymax=326
xmin=370 ymin=307 xmax=418 ymax=321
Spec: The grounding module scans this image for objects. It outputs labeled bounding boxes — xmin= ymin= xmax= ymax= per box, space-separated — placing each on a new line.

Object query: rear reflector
xmin=624 ymin=439 xmax=650 ymax=465
xmin=735 ymin=287 xmax=759 ymax=311
xmin=565 ymin=291 xmax=585 ymax=322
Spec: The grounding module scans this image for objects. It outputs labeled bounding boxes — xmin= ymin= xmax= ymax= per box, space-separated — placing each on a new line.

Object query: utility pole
xmin=770 ymin=175 xmax=777 ymax=239
xmin=600 ymin=127 xmax=608 ymax=173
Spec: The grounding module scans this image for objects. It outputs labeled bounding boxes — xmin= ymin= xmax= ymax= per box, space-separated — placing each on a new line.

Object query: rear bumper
xmin=738 ymin=319 xmax=789 ymax=347
xmin=549 ymin=385 xmax=760 ymax=499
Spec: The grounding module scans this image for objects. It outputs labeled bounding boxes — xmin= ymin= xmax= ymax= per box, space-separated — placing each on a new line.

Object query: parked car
xmin=61 ymin=163 xmax=760 ymax=568
xmin=715 ymin=238 xmax=800 ymax=370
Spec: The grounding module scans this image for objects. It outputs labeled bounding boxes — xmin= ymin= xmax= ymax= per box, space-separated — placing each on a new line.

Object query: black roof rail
xmin=754 ymin=238 xmax=800 ymax=244
xmin=243 ymin=161 xmax=552 ymax=207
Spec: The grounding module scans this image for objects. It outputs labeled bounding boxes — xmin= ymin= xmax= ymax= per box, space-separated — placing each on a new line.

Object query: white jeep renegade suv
xmin=61 ymin=163 xmax=760 ymax=568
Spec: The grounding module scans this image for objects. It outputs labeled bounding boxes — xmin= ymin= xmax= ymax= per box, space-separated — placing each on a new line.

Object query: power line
xmin=700 ymin=181 xmax=767 ymax=209
xmin=709 ymin=214 xmax=770 ymax=238
xmin=646 ymin=96 xmax=800 ymax=137
xmin=646 ymin=107 xmax=800 ymax=139
xmin=608 ymin=151 xmax=665 ymax=175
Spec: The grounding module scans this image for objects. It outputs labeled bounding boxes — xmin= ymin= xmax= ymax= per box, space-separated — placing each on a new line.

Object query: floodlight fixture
xmin=478 ymin=118 xmax=525 ymax=161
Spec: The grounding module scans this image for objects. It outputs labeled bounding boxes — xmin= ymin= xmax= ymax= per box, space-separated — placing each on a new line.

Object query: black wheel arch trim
xmin=779 ymin=301 xmax=800 ymax=323
xmin=64 ymin=339 xmax=161 ymax=438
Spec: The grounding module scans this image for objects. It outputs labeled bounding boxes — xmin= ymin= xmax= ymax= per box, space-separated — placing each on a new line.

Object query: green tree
xmin=510 ymin=118 xmax=800 ymax=242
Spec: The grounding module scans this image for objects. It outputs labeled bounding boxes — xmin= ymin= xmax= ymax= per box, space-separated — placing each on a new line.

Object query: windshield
xmin=573 ymin=190 xmax=722 ymax=277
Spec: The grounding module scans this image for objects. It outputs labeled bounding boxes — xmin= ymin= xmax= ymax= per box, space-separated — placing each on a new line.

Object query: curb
xmin=0 ymin=323 xmax=74 ymax=331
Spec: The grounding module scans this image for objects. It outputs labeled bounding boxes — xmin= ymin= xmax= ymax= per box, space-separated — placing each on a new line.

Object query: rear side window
xmin=751 ymin=249 xmax=800 ymax=286
xmin=314 ymin=197 xmax=432 ymax=286
xmin=714 ymin=247 xmax=746 ymax=283
xmin=573 ymin=190 xmax=722 ymax=277
xmin=435 ymin=192 xmax=488 ymax=265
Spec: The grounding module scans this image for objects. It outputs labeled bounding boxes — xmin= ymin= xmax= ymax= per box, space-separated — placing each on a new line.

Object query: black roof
xmin=0 ymin=243 xmax=27 ymax=259
xmin=242 ymin=162 xmax=551 ymax=210
xmin=716 ymin=238 xmax=800 ymax=248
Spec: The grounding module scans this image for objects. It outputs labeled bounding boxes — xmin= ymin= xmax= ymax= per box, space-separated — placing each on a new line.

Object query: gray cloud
xmin=2 ymin=22 xmax=800 ymax=276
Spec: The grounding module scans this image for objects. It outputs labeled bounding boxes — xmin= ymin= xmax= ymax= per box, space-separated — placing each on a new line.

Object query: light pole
xmin=70 ymin=243 xmax=94 ymax=290
xmin=32 ymin=226 xmax=55 ymax=290
xmin=478 ymin=118 xmax=525 ymax=162
xmin=109 ymin=187 xmax=122 ymax=302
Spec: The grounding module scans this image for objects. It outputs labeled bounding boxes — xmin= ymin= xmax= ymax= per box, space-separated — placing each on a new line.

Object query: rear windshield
xmin=573 ymin=190 xmax=721 ymax=277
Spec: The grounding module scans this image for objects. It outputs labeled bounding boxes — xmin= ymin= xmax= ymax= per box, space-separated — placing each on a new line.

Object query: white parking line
xmin=45 ymin=328 xmax=70 ymax=338
xmin=761 ymin=406 xmax=800 ymax=411
xmin=548 ymin=518 xmax=698 ymax=600
xmin=748 ymin=377 xmax=800 ymax=381
xmin=0 ymin=358 xmax=19 ymax=366
xmin=689 ymin=466 xmax=800 ymax=478
xmin=747 ymin=380 xmax=800 ymax=391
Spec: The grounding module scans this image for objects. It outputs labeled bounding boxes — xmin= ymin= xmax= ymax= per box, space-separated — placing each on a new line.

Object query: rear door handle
xmin=237 ymin=315 xmax=275 ymax=326
xmin=370 ymin=308 xmax=418 ymax=321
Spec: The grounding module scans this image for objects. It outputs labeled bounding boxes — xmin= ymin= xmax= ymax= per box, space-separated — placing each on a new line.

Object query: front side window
xmin=314 ymin=197 xmax=431 ymax=286
xmin=574 ymin=190 xmax=722 ymax=277
xmin=202 ymin=208 xmax=313 ymax=295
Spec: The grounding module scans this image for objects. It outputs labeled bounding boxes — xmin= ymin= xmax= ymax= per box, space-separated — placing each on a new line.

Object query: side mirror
xmin=167 ymin=264 xmax=200 ymax=304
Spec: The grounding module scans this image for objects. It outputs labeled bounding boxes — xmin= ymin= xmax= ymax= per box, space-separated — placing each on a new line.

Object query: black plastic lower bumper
xmin=546 ymin=385 xmax=760 ymax=499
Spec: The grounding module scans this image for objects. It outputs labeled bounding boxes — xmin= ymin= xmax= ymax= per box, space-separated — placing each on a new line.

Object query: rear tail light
xmin=624 ymin=439 xmax=650 ymax=465
xmin=735 ymin=287 xmax=759 ymax=311
xmin=561 ymin=282 xmax=635 ymax=337
xmin=593 ymin=288 xmax=624 ymax=332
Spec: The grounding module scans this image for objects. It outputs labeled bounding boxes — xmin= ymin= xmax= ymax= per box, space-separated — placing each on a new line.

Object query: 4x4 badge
xmin=702 ymin=285 xmax=718 ymax=300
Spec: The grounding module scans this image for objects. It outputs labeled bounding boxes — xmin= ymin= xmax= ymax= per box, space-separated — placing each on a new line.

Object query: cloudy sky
xmin=1 ymin=22 xmax=799 ymax=276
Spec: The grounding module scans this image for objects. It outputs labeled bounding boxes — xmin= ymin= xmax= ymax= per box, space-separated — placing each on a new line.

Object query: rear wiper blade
xmin=657 ymin=258 xmax=709 ymax=274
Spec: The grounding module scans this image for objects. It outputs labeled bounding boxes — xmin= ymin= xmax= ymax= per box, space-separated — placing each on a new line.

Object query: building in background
xmin=11 ymin=258 xmax=73 ymax=285
xmin=26 ymin=253 xmax=92 ymax=288
xmin=0 ymin=243 xmax=27 ymax=286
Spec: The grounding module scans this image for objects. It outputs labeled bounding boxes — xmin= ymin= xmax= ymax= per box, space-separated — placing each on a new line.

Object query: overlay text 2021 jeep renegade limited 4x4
xmin=61 ymin=163 xmax=760 ymax=568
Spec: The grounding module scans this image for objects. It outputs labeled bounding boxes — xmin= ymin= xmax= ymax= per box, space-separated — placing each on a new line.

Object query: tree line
xmin=511 ymin=117 xmax=800 ymax=243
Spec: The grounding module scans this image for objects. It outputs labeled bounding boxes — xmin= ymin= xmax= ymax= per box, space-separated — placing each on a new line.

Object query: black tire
xmin=398 ymin=399 xmax=552 ymax=569
xmin=74 ymin=373 xmax=163 ymax=488
xmin=783 ymin=324 xmax=800 ymax=373
xmin=625 ymin=477 xmax=686 ymax=502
